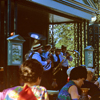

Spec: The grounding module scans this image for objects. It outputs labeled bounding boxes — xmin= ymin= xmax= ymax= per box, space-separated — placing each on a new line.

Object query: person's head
xmin=70 ymin=66 xmax=87 ymax=87
xmin=86 ymin=68 xmax=94 ymax=81
xmin=44 ymin=44 xmax=51 ymax=51
xmin=20 ymin=59 xmax=43 ymax=85
xmin=51 ymin=48 xmax=55 ymax=54
xmin=31 ymin=43 xmax=43 ymax=54
xmin=55 ymin=49 xmax=61 ymax=55
xmin=61 ymin=45 xmax=66 ymax=53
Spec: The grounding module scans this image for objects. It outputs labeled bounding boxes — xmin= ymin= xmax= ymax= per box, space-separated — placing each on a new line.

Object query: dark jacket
xmin=79 ymin=80 xmax=100 ymax=100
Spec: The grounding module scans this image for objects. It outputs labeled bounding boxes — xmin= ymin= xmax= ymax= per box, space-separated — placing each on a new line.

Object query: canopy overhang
xmin=27 ymin=0 xmax=98 ymax=23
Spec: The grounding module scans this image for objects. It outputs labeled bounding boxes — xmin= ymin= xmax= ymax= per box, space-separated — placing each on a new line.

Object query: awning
xmin=27 ymin=0 xmax=98 ymax=23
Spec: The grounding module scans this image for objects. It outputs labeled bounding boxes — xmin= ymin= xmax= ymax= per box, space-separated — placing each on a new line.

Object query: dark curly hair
xmin=70 ymin=66 xmax=87 ymax=80
xmin=20 ymin=59 xmax=43 ymax=83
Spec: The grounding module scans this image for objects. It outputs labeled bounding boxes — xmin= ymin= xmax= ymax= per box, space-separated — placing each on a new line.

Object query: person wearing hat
xmin=61 ymin=45 xmax=73 ymax=67
xmin=52 ymin=48 xmax=64 ymax=90
xmin=31 ymin=43 xmax=51 ymax=66
xmin=31 ymin=43 xmax=53 ymax=89
xmin=58 ymin=45 xmax=73 ymax=90
xmin=54 ymin=48 xmax=62 ymax=67
xmin=41 ymin=44 xmax=57 ymax=89
xmin=80 ymin=67 xmax=100 ymax=100
xmin=42 ymin=44 xmax=52 ymax=60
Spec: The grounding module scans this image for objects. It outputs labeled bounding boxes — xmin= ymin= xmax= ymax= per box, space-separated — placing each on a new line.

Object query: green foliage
xmin=54 ymin=24 xmax=74 ymax=48
xmin=50 ymin=23 xmax=75 ymax=67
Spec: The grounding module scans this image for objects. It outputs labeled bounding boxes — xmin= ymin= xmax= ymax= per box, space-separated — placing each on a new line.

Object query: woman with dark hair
xmin=0 ymin=59 xmax=49 ymax=100
xmin=57 ymin=66 xmax=87 ymax=100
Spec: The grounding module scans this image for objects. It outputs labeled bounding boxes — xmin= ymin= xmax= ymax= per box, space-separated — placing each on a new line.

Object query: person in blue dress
xmin=57 ymin=66 xmax=87 ymax=100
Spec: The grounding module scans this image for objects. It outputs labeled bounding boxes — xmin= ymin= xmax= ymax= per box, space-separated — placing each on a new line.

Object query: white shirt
xmin=32 ymin=52 xmax=47 ymax=66
xmin=54 ymin=54 xmax=63 ymax=62
xmin=42 ymin=51 xmax=50 ymax=60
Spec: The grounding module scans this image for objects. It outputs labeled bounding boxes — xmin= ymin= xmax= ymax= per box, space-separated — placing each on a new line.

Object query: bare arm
xmin=68 ymin=85 xmax=80 ymax=99
xmin=94 ymin=77 xmax=100 ymax=87
xmin=94 ymin=81 xmax=99 ymax=87
xmin=69 ymin=85 xmax=91 ymax=100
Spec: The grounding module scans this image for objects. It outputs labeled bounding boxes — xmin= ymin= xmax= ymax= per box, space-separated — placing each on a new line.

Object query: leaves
xmin=49 ymin=23 xmax=75 ymax=66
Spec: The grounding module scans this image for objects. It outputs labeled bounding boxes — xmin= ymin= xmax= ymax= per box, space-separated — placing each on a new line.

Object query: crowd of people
xmin=0 ymin=42 xmax=100 ymax=100
xmin=58 ymin=66 xmax=100 ymax=100
xmin=25 ymin=43 xmax=73 ymax=90
xmin=58 ymin=66 xmax=87 ymax=100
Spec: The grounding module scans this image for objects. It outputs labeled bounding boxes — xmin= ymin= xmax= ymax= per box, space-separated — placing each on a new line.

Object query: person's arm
xmin=69 ymin=85 xmax=91 ymax=100
xmin=44 ymin=51 xmax=50 ymax=60
xmin=94 ymin=81 xmax=99 ymax=87
xmin=68 ymin=85 xmax=80 ymax=99
xmin=0 ymin=87 xmax=17 ymax=100
xmin=94 ymin=77 xmax=100 ymax=87
xmin=32 ymin=54 xmax=47 ymax=66
xmin=68 ymin=56 xmax=73 ymax=61
xmin=0 ymin=92 xmax=5 ymax=100
xmin=52 ymin=54 xmax=58 ymax=62
xmin=66 ymin=52 xmax=73 ymax=61
xmin=60 ymin=53 xmax=65 ymax=62
xmin=66 ymin=54 xmax=73 ymax=61
xmin=42 ymin=88 xmax=49 ymax=100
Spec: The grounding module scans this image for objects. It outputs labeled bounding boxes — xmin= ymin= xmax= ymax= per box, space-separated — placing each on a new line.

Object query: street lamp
xmin=91 ymin=16 xmax=97 ymax=22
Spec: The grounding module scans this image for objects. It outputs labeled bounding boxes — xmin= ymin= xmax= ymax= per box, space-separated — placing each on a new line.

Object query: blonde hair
xmin=86 ymin=68 xmax=94 ymax=75
xmin=87 ymin=71 xmax=93 ymax=75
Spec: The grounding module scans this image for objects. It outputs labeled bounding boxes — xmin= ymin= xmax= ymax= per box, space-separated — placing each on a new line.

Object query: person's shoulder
xmin=59 ymin=52 xmax=62 ymax=55
xmin=84 ymin=80 xmax=95 ymax=85
xmin=38 ymin=86 xmax=47 ymax=90
xmin=67 ymin=81 xmax=77 ymax=89
xmin=67 ymin=80 xmax=75 ymax=85
xmin=3 ymin=86 xmax=20 ymax=92
xmin=69 ymin=85 xmax=78 ymax=94
xmin=83 ymin=81 xmax=99 ymax=88
xmin=32 ymin=85 xmax=47 ymax=91
xmin=1 ymin=86 xmax=21 ymax=99
xmin=32 ymin=52 xmax=39 ymax=57
xmin=61 ymin=81 xmax=76 ymax=90
xmin=34 ymin=52 xmax=39 ymax=54
xmin=70 ymin=85 xmax=77 ymax=90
